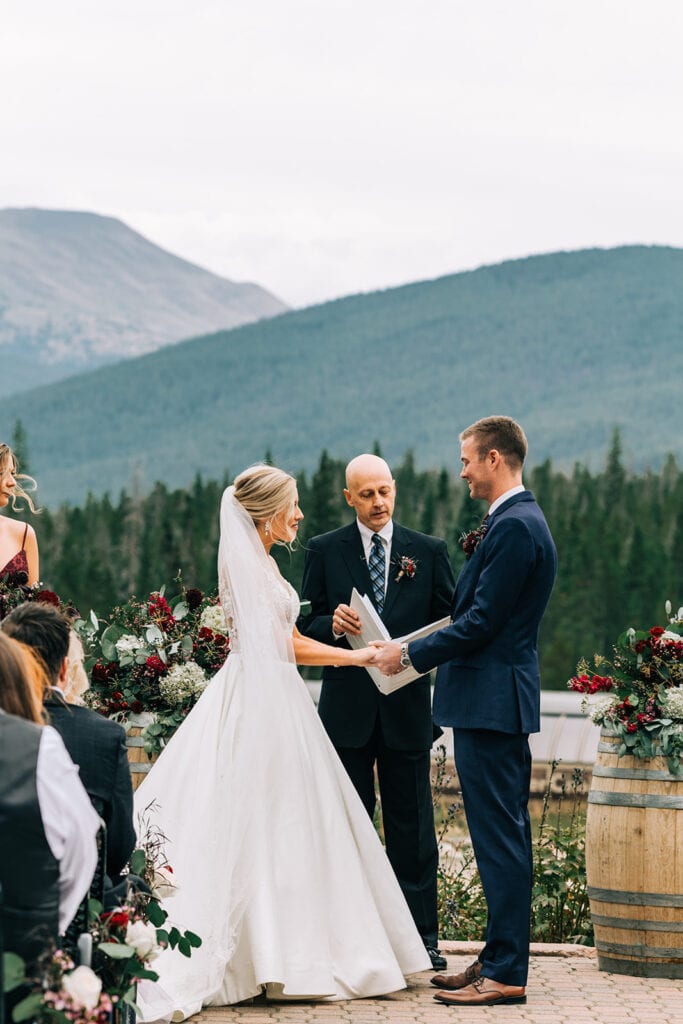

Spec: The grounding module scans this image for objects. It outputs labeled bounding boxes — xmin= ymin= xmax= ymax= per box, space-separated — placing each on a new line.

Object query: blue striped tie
xmin=368 ymin=533 xmax=386 ymax=613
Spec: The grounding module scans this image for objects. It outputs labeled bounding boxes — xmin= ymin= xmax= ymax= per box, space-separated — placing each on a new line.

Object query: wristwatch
xmin=399 ymin=642 xmax=412 ymax=670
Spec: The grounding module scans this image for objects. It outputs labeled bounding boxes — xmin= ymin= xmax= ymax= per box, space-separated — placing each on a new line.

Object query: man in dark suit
xmin=373 ymin=417 xmax=557 ymax=1007
xmin=2 ymin=602 xmax=136 ymax=882
xmin=299 ymin=453 xmax=455 ymax=970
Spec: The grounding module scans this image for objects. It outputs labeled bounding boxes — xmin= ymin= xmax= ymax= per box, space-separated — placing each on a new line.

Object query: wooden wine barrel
xmin=125 ymin=712 xmax=159 ymax=791
xmin=586 ymin=729 xmax=683 ymax=978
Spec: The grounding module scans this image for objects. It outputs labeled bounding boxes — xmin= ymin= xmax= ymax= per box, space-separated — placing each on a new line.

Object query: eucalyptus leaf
xmin=173 ymin=601 xmax=189 ymax=621
xmin=129 ymin=848 xmax=147 ymax=875
xmin=98 ymin=941 xmax=136 ymax=958
xmin=11 ymin=992 xmax=43 ymax=1021
xmin=146 ymin=624 xmax=164 ymax=646
xmin=2 ymin=952 xmax=25 ymax=993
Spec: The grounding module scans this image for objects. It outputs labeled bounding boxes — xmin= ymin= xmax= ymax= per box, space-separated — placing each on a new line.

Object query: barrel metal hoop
xmin=596 ymin=939 xmax=683 ymax=959
xmin=597 ymin=741 xmax=622 ymax=753
xmin=125 ymin=736 xmax=146 ymax=747
xmin=592 ymin=765 xmax=679 ymax=782
xmin=129 ymin=762 xmax=154 ymax=773
xmin=591 ymin=913 xmax=683 ymax=932
xmin=588 ymin=791 xmax=683 ymax=809
xmin=596 ymin=956 xmax=683 ymax=979
xmin=589 ymin=887 xmax=683 ymax=907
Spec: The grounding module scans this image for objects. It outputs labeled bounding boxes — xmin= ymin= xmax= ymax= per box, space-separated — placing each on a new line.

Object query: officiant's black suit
xmin=299 ymin=521 xmax=454 ymax=947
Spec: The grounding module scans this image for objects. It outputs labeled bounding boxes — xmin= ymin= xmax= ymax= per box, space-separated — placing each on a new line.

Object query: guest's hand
xmin=333 ymin=604 xmax=362 ymax=637
xmin=370 ymin=641 xmax=403 ymax=676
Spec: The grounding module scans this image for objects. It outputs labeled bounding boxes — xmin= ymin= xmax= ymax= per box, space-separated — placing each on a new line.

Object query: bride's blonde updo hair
xmin=0 ymin=443 xmax=40 ymax=514
xmin=233 ymin=464 xmax=297 ymax=529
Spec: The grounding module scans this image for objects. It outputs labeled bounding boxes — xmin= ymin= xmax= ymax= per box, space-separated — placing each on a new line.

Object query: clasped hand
xmin=352 ymin=641 xmax=403 ymax=675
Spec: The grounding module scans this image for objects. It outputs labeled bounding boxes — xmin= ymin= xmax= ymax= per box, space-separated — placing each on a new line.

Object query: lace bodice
xmin=220 ymin=569 xmax=299 ymax=653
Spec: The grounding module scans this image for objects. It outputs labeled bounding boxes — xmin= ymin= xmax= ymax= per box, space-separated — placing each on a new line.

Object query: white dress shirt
xmin=36 ymin=725 xmax=100 ymax=933
xmin=356 ymin=518 xmax=394 ymax=594
xmin=488 ymin=484 xmax=525 ymax=517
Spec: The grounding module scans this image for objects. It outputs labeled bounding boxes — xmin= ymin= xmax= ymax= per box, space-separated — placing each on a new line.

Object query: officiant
xmin=299 ymin=453 xmax=455 ymax=971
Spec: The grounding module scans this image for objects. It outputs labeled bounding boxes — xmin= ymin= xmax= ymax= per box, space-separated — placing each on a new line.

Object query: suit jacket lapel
xmin=382 ymin=525 xmax=413 ymax=620
xmin=340 ymin=523 xmax=375 ymax=601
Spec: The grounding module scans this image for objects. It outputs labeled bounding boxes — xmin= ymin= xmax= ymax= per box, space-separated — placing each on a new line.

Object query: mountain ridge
xmin=2 ymin=243 xmax=681 ymax=505
xmin=0 ymin=207 xmax=288 ymax=394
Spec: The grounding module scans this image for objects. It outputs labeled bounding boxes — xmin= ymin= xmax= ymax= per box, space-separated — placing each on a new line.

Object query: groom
xmin=373 ymin=417 xmax=557 ymax=1007
xmin=299 ymin=453 xmax=455 ymax=971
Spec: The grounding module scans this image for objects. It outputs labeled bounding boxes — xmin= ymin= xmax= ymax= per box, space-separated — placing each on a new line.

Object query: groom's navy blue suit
xmin=409 ymin=490 xmax=557 ymax=986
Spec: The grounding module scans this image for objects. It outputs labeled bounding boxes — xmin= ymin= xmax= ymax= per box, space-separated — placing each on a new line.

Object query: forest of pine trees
xmin=10 ymin=429 xmax=683 ymax=691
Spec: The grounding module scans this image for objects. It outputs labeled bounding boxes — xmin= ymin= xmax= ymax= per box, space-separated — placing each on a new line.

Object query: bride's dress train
xmin=133 ymin=490 xmax=430 ymax=1019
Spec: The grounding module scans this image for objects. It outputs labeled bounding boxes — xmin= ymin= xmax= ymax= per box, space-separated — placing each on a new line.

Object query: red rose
xmin=112 ymin=690 xmax=124 ymax=700
xmin=102 ymin=909 xmax=130 ymax=929
xmin=649 ymin=626 xmax=665 ymax=637
xmin=626 ymin=723 xmax=638 ymax=733
xmin=145 ymin=655 xmax=167 ymax=676
xmin=198 ymin=627 xmax=214 ymax=641
xmin=569 ymin=674 xmax=591 ymax=693
xmin=185 ymin=588 xmax=204 ymax=611
xmin=34 ymin=590 xmax=60 ymax=607
xmin=131 ymin=700 xmax=144 ymax=714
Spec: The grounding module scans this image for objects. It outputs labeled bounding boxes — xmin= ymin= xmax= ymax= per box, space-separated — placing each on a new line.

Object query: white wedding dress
xmin=133 ymin=488 xmax=430 ymax=1020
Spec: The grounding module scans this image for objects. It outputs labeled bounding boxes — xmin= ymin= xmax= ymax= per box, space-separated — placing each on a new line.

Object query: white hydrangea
xmin=158 ymin=661 xmax=208 ymax=704
xmin=199 ymin=604 xmax=228 ymax=634
xmin=115 ymin=634 xmax=145 ymax=656
xmin=662 ymin=686 xmax=683 ymax=721
xmin=583 ymin=694 xmax=619 ymax=725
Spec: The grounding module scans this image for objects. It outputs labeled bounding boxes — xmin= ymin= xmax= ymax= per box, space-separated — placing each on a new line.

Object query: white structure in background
xmin=305 ymin=684 xmax=599 ymax=764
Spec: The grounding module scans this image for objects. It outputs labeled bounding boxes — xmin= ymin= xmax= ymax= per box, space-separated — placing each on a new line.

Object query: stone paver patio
xmin=195 ymin=943 xmax=683 ymax=1024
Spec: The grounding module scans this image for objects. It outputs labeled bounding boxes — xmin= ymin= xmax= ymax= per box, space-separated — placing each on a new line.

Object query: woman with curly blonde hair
xmin=0 ymin=443 xmax=40 ymax=585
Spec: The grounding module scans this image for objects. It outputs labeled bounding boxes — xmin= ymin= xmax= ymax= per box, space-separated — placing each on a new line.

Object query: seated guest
xmin=2 ymin=602 xmax=136 ymax=881
xmin=0 ymin=633 xmax=99 ymax=968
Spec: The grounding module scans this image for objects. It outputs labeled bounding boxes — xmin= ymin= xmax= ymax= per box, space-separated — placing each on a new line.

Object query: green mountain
xmin=2 ymin=245 xmax=681 ymax=505
xmin=0 ymin=207 xmax=288 ymax=396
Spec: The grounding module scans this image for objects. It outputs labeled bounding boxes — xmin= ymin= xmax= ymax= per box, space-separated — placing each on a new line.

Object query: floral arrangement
xmin=77 ymin=577 xmax=230 ymax=755
xmin=393 ymin=554 xmax=418 ymax=582
xmin=4 ymin=808 xmax=201 ymax=1023
xmin=0 ymin=572 xmax=76 ymax=622
xmin=568 ymin=601 xmax=683 ymax=773
xmin=459 ymin=521 xmax=489 ymax=559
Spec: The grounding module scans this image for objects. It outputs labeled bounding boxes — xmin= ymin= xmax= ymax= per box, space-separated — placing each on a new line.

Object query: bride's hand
xmin=349 ymin=646 xmax=378 ymax=667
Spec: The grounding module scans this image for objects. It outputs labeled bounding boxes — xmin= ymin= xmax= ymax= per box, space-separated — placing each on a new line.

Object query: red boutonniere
xmin=394 ymin=554 xmax=418 ymax=582
xmin=460 ymin=522 xmax=489 ymax=559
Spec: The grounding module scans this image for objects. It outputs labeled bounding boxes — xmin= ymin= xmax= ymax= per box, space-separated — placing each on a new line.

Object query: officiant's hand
xmin=370 ymin=641 xmax=403 ymax=676
xmin=333 ymin=604 xmax=362 ymax=637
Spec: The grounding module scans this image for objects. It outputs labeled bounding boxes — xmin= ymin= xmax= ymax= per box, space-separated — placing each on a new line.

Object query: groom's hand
xmin=371 ymin=641 xmax=403 ymax=676
xmin=333 ymin=604 xmax=362 ymax=637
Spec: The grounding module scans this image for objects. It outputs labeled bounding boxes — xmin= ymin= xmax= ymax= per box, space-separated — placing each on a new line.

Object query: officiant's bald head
xmin=344 ymin=454 xmax=396 ymax=532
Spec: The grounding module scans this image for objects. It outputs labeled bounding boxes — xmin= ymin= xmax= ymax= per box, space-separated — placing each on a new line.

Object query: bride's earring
xmin=265 ymin=520 xmax=271 ymax=536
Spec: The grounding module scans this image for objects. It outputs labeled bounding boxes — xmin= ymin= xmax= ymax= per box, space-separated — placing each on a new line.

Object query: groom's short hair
xmin=461 ymin=416 xmax=528 ymax=470
xmin=1 ymin=601 xmax=70 ymax=686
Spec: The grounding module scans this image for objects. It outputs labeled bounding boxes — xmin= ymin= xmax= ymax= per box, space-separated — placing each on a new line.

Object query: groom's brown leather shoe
xmin=430 ymin=957 xmax=481 ymax=990
xmin=433 ymin=977 xmax=526 ymax=1006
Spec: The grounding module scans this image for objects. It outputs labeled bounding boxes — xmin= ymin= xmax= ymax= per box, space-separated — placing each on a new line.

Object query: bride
xmin=134 ymin=465 xmax=430 ymax=1018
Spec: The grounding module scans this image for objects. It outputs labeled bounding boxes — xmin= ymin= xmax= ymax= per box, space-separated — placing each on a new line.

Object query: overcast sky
xmin=3 ymin=1 xmax=682 ymax=307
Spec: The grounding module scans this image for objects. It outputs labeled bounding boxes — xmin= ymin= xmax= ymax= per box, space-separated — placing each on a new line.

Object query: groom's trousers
xmin=453 ymin=728 xmax=533 ymax=987
xmin=335 ymin=717 xmax=439 ymax=948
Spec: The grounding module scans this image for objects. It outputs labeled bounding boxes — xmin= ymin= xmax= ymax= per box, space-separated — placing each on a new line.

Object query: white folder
xmin=344 ymin=588 xmax=450 ymax=695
